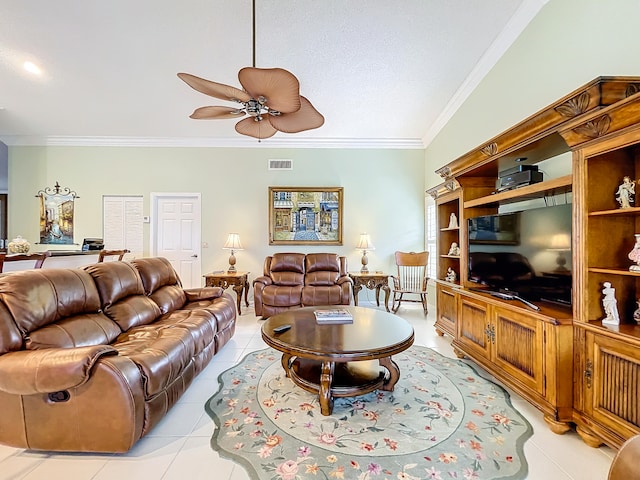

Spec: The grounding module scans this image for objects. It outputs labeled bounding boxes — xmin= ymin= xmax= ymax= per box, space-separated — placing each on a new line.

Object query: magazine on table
xmin=313 ymin=308 xmax=353 ymax=324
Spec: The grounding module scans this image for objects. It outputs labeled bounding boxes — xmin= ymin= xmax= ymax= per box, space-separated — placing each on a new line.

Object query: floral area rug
xmin=205 ymin=346 xmax=532 ymax=480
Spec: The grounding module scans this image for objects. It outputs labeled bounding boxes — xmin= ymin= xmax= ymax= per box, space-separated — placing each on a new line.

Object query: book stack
xmin=313 ymin=309 xmax=354 ymax=324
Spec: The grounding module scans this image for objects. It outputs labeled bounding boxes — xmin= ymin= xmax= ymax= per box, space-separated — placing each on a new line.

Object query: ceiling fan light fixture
xmin=177 ymin=1 xmax=323 ymax=140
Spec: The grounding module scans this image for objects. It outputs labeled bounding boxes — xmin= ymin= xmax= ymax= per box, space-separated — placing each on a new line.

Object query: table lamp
xmin=356 ymin=233 xmax=375 ymax=273
xmin=223 ymin=233 xmax=244 ymax=272
xmin=549 ymin=233 xmax=571 ymax=272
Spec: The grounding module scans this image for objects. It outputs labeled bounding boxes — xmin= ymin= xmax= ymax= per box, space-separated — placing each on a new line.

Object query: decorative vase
xmin=8 ymin=235 xmax=30 ymax=254
xmin=628 ymin=234 xmax=640 ymax=272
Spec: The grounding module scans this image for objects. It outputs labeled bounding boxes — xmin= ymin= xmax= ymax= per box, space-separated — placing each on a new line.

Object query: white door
xmin=150 ymin=193 xmax=201 ymax=288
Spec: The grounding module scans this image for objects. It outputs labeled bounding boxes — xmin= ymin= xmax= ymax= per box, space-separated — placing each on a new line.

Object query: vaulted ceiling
xmin=0 ymin=0 xmax=545 ymax=148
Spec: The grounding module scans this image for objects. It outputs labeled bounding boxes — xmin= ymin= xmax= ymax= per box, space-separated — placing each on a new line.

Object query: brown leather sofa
xmin=253 ymin=252 xmax=352 ymax=318
xmin=0 ymin=257 xmax=236 ymax=453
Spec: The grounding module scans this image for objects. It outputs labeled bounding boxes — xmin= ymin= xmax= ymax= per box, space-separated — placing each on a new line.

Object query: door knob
xmin=191 ymin=254 xmax=198 ymax=258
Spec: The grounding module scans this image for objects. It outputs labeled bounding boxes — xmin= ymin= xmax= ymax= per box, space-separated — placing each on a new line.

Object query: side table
xmin=349 ymin=272 xmax=390 ymax=312
xmin=204 ymin=271 xmax=250 ymax=315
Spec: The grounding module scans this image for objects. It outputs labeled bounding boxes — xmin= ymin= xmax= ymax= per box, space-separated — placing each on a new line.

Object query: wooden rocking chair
xmin=391 ymin=251 xmax=429 ymax=315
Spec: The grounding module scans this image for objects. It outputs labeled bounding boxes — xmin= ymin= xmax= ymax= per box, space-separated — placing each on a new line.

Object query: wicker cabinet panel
xmin=492 ymin=306 xmax=545 ymax=395
xmin=456 ymin=294 xmax=491 ymax=359
xmin=435 ymin=283 xmax=457 ymax=338
xmin=585 ymin=332 xmax=640 ymax=440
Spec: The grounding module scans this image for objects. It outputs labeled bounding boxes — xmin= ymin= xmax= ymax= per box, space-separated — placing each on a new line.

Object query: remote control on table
xmin=273 ymin=324 xmax=291 ymax=333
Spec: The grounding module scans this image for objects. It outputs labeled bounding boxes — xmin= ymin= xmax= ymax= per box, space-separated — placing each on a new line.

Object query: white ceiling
xmin=0 ymin=0 xmax=545 ymax=149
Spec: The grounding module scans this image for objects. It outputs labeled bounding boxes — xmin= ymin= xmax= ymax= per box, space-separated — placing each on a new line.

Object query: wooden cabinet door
xmin=585 ymin=332 xmax=640 ymax=439
xmin=456 ymin=294 xmax=491 ymax=359
xmin=435 ymin=283 xmax=457 ymax=337
xmin=491 ymin=306 xmax=545 ymax=395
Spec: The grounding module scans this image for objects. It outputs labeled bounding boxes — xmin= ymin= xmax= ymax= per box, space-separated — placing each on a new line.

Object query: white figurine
xmin=634 ymin=300 xmax=640 ymax=325
xmin=445 ymin=267 xmax=457 ymax=282
xmin=616 ymin=176 xmax=636 ymax=208
xmin=448 ymin=242 xmax=460 ymax=256
xmin=448 ymin=213 xmax=459 ymax=229
xmin=601 ymin=281 xmax=620 ymax=326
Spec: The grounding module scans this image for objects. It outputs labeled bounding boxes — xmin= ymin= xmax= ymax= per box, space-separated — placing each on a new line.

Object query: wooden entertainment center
xmin=428 ymin=76 xmax=640 ymax=449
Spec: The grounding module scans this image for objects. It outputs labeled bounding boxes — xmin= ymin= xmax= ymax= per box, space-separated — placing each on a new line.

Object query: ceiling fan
xmin=177 ymin=1 xmax=324 ymax=140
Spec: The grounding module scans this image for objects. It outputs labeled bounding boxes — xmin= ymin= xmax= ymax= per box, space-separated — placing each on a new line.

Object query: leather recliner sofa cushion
xmin=84 ymin=262 xmax=161 ymax=330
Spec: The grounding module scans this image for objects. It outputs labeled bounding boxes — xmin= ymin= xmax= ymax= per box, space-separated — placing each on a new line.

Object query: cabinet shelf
xmin=440 ymin=255 xmax=460 ymax=259
xmin=440 ymin=226 xmax=460 ymax=231
xmin=585 ymin=320 xmax=640 ymax=342
xmin=589 ymin=206 xmax=640 ymax=216
xmin=588 ymin=267 xmax=640 ymax=276
xmin=463 ymin=175 xmax=572 ymax=209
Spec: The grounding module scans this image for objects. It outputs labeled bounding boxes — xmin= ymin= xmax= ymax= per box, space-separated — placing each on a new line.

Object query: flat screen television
xmin=467 ymin=202 xmax=572 ymax=307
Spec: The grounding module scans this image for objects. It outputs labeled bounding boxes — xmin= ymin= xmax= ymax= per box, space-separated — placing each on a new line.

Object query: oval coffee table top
xmin=261 ymin=306 xmax=414 ymax=362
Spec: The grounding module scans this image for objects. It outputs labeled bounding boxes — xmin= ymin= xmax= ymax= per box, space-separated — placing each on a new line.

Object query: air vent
xmin=268 ymin=159 xmax=293 ymax=170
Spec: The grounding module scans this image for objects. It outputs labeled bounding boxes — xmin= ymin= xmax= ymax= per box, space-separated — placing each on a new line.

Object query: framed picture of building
xmin=36 ymin=182 xmax=78 ymax=245
xmin=268 ymin=187 xmax=343 ymax=245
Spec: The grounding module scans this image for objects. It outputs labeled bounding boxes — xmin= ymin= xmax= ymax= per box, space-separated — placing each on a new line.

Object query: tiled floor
xmin=0 ymin=300 xmax=616 ymax=480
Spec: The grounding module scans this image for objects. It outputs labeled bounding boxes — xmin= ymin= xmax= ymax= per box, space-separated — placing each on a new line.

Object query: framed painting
xmin=36 ymin=182 xmax=78 ymax=245
xmin=268 ymin=186 xmax=343 ymax=245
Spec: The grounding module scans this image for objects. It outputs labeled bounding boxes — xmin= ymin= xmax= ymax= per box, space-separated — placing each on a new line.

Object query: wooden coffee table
xmin=261 ymin=306 xmax=414 ymax=415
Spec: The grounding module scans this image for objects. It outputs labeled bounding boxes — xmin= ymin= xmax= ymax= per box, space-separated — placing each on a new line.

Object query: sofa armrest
xmin=336 ymin=276 xmax=353 ymax=286
xmin=0 ymin=345 xmax=118 ymax=395
xmin=184 ymin=287 xmax=224 ymax=302
xmin=253 ymin=275 xmax=273 ymax=287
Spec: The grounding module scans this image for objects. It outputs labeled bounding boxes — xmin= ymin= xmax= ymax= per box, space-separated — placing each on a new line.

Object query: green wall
xmin=8 ymin=145 xmax=425 ymax=287
xmin=425 ymin=0 xmax=640 ymax=188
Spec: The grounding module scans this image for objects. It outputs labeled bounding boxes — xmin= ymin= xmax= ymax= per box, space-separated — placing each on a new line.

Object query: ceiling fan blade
xmin=269 ymin=96 xmax=325 ymax=133
xmin=177 ymin=72 xmax=251 ymax=103
xmin=238 ymin=67 xmax=301 ymax=114
xmin=235 ymin=116 xmax=278 ymax=139
xmin=190 ymin=106 xmax=245 ymax=119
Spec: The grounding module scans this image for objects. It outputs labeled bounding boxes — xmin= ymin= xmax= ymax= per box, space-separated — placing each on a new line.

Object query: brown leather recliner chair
xmin=253 ymin=252 xmax=352 ymax=318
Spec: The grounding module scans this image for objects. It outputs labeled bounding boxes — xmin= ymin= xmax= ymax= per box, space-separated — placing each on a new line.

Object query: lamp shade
xmin=549 ymin=233 xmax=571 ymax=250
xmin=223 ymin=233 xmax=244 ymax=251
xmin=356 ymin=233 xmax=375 ymax=251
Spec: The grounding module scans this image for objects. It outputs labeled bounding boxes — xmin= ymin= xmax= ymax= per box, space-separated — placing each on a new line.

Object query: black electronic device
xmin=82 ymin=238 xmax=104 ymax=251
xmin=498 ymin=164 xmax=539 ymax=178
xmin=273 ymin=324 xmax=291 ymax=333
xmin=496 ymin=169 xmax=543 ymax=191
xmin=470 ymin=288 xmax=540 ymax=311
xmin=467 ymin=203 xmax=573 ymax=306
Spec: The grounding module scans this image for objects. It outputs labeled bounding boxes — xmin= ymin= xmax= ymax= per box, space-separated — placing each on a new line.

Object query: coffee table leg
xmin=319 ymin=361 xmax=335 ymax=416
xmin=281 ymin=353 xmax=293 ymax=378
xmin=378 ymin=356 xmax=400 ymax=391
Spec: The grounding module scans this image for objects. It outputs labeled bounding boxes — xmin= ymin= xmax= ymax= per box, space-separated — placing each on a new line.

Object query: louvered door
xmin=492 ymin=306 xmax=545 ymax=395
xmin=585 ymin=331 xmax=640 ymax=440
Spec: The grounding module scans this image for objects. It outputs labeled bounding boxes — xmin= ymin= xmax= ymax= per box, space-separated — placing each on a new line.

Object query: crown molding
xmin=421 ymin=0 xmax=550 ymax=148
xmin=0 ymin=135 xmax=425 ymax=150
